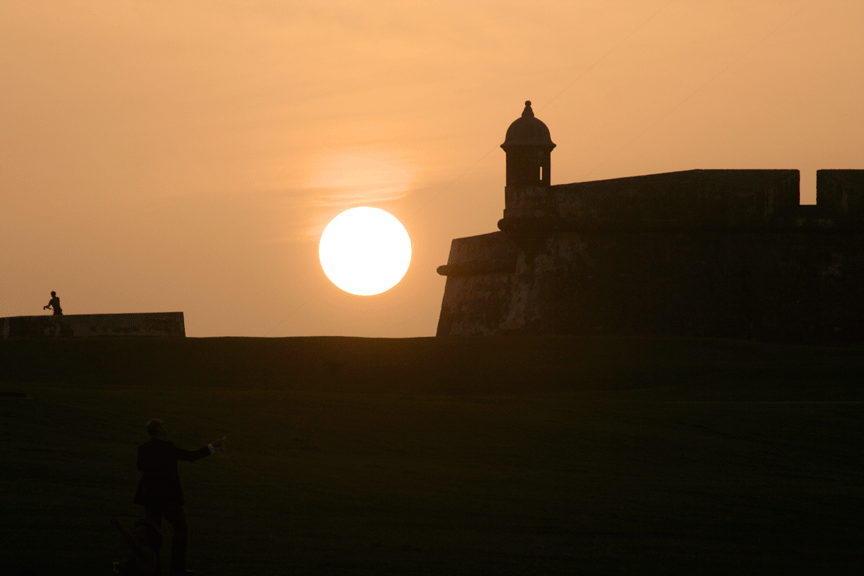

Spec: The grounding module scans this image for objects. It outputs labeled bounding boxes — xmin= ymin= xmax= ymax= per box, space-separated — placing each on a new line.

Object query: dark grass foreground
xmin=1 ymin=336 xmax=863 ymax=575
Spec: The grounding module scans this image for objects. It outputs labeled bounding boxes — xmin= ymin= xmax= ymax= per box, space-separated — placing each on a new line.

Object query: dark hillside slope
xmin=2 ymin=336 xmax=864 ymax=400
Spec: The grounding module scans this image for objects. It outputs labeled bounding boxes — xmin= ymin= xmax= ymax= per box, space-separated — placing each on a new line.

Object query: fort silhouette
xmin=436 ymin=101 xmax=864 ymax=344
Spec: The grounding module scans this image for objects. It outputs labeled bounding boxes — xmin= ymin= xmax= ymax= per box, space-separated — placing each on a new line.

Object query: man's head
xmin=50 ymin=291 xmax=56 ymax=297
xmin=146 ymin=418 xmax=166 ymax=439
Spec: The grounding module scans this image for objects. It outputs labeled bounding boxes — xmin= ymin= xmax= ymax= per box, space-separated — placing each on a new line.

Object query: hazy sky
xmin=2 ymin=1 xmax=862 ymax=337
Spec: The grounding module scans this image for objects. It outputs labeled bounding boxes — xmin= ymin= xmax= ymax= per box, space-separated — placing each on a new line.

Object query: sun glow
xmin=319 ymin=207 xmax=411 ymax=296
xmin=308 ymin=151 xmax=416 ymax=206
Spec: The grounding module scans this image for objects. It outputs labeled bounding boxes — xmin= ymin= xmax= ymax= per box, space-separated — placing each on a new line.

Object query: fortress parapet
xmin=815 ymin=170 xmax=864 ymax=220
xmin=501 ymin=169 xmax=864 ymax=235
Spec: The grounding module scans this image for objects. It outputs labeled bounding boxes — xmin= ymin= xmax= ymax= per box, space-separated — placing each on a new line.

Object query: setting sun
xmin=319 ymin=207 xmax=411 ymax=296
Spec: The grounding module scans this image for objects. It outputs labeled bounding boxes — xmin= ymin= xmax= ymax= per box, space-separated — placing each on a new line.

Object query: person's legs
xmin=162 ymin=504 xmax=189 ymax=575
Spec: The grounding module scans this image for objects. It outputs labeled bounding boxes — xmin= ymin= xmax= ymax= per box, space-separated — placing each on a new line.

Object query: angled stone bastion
xmin=1 ymin=312 xmax=186 ymax=339
xmin=436 ymin=101 xmax=864 ymax=344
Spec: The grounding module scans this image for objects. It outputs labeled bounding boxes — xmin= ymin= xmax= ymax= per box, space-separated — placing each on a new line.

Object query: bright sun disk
xmin=319 ymin=207 xmax=411 ymax=296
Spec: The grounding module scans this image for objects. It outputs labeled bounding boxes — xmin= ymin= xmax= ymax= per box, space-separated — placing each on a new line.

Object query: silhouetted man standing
xmin=43 ymin=291 xmax=62 ymax=315
xmin=134 ymin=418 xmax=225 ymax=575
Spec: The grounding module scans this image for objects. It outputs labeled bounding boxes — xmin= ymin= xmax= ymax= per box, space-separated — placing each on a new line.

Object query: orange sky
xmin=2 ymin=1 xmax=862 ymax=337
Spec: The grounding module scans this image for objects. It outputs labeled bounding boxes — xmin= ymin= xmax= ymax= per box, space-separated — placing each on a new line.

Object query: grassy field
xmin=1 ymin=336 xmax=863 ymax=575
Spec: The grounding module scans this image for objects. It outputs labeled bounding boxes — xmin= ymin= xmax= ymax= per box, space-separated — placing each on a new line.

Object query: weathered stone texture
xmin=436 ymin=232 xmax=519 ymax=336
xmin=1 ymin=312 xmax=186 ymax=339
xmin=438 ymin=168 xmax=864 ymax=343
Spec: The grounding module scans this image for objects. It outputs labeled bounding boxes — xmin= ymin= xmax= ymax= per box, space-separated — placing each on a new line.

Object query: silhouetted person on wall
xmin=134 ymin=418 xmax=225 ymax=576
xmin=43 ymin=291 xmax=62 ymax=315
xmin=110 ymin=516 xmax=162 ymax=575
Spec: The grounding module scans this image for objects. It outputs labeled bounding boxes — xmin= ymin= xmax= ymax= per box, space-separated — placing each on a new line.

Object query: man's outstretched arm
xmin=175 ymin=436 xmax=227 ymax=462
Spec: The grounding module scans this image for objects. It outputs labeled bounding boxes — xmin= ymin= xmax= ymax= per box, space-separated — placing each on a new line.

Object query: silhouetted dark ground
xmin=1 ymin=336 xmax=862 ymax=575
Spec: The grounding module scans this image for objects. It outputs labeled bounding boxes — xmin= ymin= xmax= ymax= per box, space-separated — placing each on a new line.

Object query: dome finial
xmin=502 ymin=100 xmax=555 ymax=149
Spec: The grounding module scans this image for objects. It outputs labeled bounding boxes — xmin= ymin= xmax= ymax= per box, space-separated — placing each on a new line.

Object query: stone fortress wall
xmin=1 ymin=312 xmax=186 ymax=339
xmin=436 ymin=103 xmax=864 ymax=344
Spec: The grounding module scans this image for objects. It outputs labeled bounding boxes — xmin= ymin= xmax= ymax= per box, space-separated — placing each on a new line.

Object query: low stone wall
xmin=1 ymin=312 xmax=186 ymax=339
